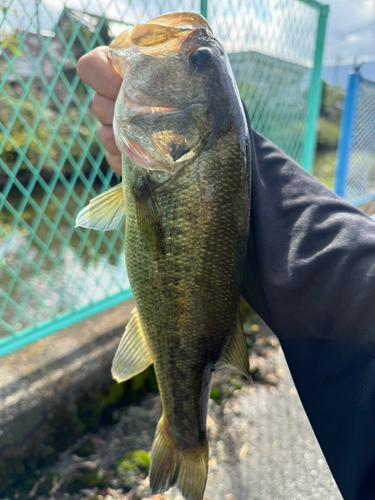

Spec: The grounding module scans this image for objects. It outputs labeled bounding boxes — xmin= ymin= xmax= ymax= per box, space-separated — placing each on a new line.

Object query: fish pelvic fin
xmin=111 ymin=308 xmax=153 ymax=382
xmin=76 ymin=183 xmax=125 ymax=231
xmin=149 ymin=418 xmax=208 ymax=500
xmin=218 ymin=310 xmax=251 ymax=381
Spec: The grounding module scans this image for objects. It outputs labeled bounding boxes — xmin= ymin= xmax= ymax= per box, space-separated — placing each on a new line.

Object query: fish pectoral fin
xmin=149 ymin=417 xmax=209 ymax=500
xmin=218 ymin=311 xmax=251 ymax=380
xmin=76 ymin=184 xmax=125 ymax=231
xmin=112 ymin=308 xmax=153 ymax=382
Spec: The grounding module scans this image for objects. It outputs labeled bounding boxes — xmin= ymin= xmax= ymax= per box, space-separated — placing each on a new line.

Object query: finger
xmin=104 ymin=149 xmax=122 ymax=176
xmin=92 ymin=94 xmax=115 ymax=126
xmin=97 ymin=123 xmax=120 ymax=155
xmin=77 ymin=46 xmax=122 ymax=100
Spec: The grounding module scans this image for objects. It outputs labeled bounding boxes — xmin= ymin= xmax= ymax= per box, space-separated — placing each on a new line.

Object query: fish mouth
xmin=122 ymin=94 xmax=182 ymax=119
xmin=114 ymin=91 xmax=207 ymax=174
xmin=114 ymin=94 xmax=193 ymax=173
xmin=113 ymin=119 xmax=160 ymax=170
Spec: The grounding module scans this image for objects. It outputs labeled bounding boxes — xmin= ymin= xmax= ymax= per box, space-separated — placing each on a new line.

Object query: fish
xmin=76 ymin=12 xmax=251 ymax=500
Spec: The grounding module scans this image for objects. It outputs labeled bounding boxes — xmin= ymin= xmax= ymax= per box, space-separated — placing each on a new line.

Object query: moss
xmin=209 ymin=386 xmax=223 ymax=405
xmin=66 ymin=467 xmax=110 ymax=492
xmin=115 ymin=450 xmax=151 ymax=487
xmin=0 ymin=458 xmax=25 ymax=491
xmin=231 ymin=379 xmax=243 ymax=391
xmin=37 ymin=470 xmax=59 ymax=495
xmin=75 ymin=438 xmax=97 ymax=458
xmin=116 ymin=450 xmax=151 ymax=474
xmin=47 ymin=409 xmax=86 ymax=453
xmin=0 ymin=366 xmax=158 ymax=497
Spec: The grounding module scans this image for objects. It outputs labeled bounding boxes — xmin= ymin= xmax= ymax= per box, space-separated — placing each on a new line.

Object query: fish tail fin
xmin=149 ymin=417 xmax=208 ymax=500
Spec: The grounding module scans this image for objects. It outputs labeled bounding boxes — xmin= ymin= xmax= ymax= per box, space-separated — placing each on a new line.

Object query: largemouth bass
xmin=76 ymin=12 xmax=251 ymax=500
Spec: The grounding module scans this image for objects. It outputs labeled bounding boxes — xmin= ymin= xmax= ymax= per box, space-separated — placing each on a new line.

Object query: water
xmin=0 ymin=181 xmax=128 ymax=338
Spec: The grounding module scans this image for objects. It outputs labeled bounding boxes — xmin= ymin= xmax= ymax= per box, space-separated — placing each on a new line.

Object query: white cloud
xmin=324 ymin=0 xmax=375 ymax=64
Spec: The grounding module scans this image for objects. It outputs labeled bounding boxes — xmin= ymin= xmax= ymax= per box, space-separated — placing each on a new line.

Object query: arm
xmin=242 ymin=110 xmax=375 ymax=500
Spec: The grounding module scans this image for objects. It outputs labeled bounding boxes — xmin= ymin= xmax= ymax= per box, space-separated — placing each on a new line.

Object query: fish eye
xmin=189 ymin=47 xmax=213 ymax=69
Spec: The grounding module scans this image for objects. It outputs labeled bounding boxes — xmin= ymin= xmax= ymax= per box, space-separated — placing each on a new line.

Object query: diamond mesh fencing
xmin=335 ymin=74 xmax=375 ymax=207
xmin=0 ymin=0 xmax=327 ymax=355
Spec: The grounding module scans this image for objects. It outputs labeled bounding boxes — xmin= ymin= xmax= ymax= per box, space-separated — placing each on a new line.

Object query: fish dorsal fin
xmin=219 ymin=311 xmax=250 ymax=380
xmin=112 ymin=308 xmax=153 ymax=382
xmin=76 ymin=184 xmax=125 ymax=231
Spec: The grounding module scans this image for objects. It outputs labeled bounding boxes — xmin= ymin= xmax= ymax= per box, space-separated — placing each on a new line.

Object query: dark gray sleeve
xmin=241 ymin=120 xmax=375 ymax=500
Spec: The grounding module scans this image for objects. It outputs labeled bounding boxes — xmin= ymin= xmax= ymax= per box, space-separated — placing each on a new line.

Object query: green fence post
xmin=0 ymin=289 xmax=133 ymax=358
xmin=200 ymin=0 xmax=208 ymax=20
xmin=301 ymin=3 xmax=329 ymax=173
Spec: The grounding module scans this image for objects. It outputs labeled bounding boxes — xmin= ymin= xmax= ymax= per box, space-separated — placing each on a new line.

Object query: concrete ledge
xmin=0 ymin=300 xmax=134 ymax=454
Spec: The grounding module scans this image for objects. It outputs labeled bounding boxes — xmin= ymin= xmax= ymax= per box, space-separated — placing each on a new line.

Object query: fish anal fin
xmin=219 ymin=311 xmax=251 ymax=380
xmin=76 ymin=184 xmax=125 ymax=232
xmin=111 ymin=308 xmax=153 ymax=382
xmin=149 ymin=418 xmax=208 ymax=500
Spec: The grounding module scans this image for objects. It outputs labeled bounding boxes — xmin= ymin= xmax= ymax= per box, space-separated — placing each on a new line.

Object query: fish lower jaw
xmin=114 ymin=119 xmax=163 ymax=171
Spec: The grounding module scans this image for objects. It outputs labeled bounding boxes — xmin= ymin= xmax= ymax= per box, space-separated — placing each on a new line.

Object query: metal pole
xmin=200 ymin=0 xmax=208 ymax=20
xmin=301 ymin=4 xmax=329 ymax=172
xmin=334 ymin=71 xmax=361 ymax=198
xmin=36 ymin=0 xmax=40 ymax=34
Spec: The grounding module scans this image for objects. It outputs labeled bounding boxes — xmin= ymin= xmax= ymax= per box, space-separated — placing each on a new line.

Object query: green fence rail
xmin=0 ymin=0 xmax=328 ymax=356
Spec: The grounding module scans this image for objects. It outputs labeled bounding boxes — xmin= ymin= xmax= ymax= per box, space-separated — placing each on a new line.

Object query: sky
xmin=323 ymin=0 xmax=375 ymax=65
xmin=1 ymin=0 xmax=374 ymax=67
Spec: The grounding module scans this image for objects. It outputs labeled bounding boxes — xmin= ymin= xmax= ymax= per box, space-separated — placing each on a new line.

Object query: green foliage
xmin=66 ymin=467 xmax=110 ymax=491
xmin=0 ymin=82 xmax=98 ymax=175
xmin=116 ymin=450 xmax=151 ymax=474
xmin=209 ymin=386 xmax=223 ymax=405
xmin=115 ymin=450 xmax=151 ymax=487
xmin=0 ymin=33 xmax=22 ymax=56
xmin=314 ymin=81 xmax=344 ymax=183
xmin=313 ymin=150 xmax=337 ymax=190
xmin=239 ymin=296 xmax=258 ymax=332
xmin=0 ymin=458 xmax=25 ymax=492
xmin=316 ymin=82 xmax=344 ymax=152
xmin=75 ymin=438 xmax=97 ymax=458
xmin=316 ymin=117 xmax=340 ymax=151
xmin=320 ymin=81 xmax=345 ymax=124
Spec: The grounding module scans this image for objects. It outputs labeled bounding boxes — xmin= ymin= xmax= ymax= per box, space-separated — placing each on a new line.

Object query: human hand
xmin=77 ymin=46 xmax=123 ymax=176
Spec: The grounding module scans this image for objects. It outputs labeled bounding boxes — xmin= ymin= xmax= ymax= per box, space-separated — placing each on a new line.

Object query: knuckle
xmin=96 ymin=122 xmax=105 ymax=142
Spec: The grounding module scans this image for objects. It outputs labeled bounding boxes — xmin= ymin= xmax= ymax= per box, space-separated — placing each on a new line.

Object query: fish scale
xmin=122 ymin=126 xmax=249 ymax=449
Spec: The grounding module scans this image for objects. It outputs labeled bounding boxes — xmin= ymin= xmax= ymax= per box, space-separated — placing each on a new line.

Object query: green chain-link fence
xmin=0 ymin=0 xmax=328 ymax=356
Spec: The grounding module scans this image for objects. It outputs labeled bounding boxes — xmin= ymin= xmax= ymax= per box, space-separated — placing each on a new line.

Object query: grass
xmin=313 ymin=149 xmax=337 ymax=190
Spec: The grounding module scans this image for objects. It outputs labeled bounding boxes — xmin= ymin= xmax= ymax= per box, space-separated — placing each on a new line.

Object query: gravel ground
xmin=31 ymin=328 xmax=342 ymax=500
xmin=203 ymin=351 xmax=342 ymax=500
